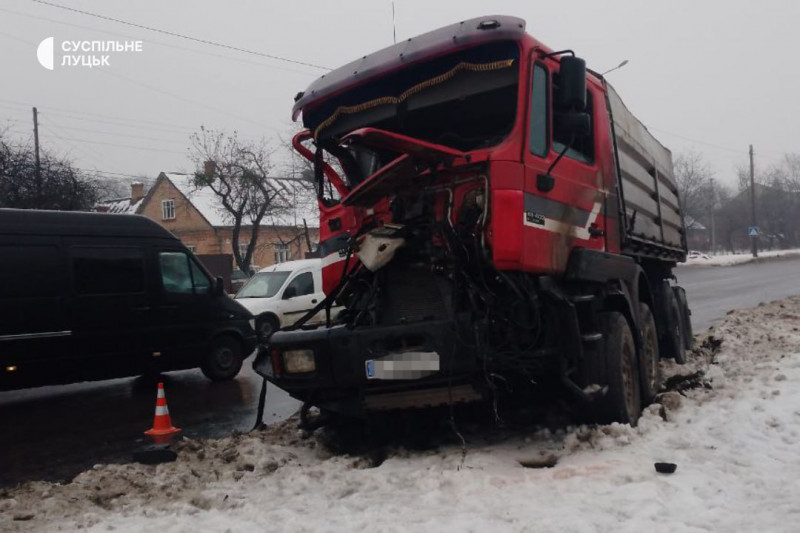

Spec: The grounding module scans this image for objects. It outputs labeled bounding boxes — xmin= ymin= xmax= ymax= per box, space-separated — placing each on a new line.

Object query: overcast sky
xmin=2 ymin=0 xmax=798 ymax=191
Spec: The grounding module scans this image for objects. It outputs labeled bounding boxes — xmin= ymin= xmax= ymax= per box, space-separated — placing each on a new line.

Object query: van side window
xmin=159 ymin=252 xmax=193 ymax=294
xmin=190 ymin=259 xmax=211 ymax=293
xmin=72 ymin=247 xmax=145 ymax=295
xmin=284 ymin=272 xmax=313 ymax=297
xmin=0 ymin=245 xmax=60 ymax=298
xmin=159 ymin=252 xmax=211 ymax=294
xmin=552 ymin=73 xmax=594 ymax=164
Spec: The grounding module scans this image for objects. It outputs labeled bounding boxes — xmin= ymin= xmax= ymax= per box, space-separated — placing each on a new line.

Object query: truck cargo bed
xmin=607 ymin=84 xmax=686 ymax=261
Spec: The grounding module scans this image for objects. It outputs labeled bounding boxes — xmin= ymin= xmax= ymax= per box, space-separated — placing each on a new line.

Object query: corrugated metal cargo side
xmin=606 ymin=85 xmax=686 ymax=260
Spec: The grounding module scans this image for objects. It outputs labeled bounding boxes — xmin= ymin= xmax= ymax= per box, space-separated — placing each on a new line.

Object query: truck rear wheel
xmin=666 ymin=295 xmax=687 ymax=365
xmin=638 ymin=303 xmax=661 ymax=404
xmin=256 ymin=314 xmax=279 ymax=343
xmin=202 ymin=336 xmax=243 ymax=381
xmin=591 ymin=312 xmax=641 ymax=426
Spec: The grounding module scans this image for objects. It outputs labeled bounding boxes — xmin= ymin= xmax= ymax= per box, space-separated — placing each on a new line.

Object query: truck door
xmin=522 ymin=58 xmax=606 ymax=274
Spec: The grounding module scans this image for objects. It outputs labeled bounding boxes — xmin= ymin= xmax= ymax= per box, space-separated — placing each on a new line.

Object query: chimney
xmin=204 ymin=160 xmax=216 ymax=178
xmin=131 ymin=182 xmax=144 ymax=204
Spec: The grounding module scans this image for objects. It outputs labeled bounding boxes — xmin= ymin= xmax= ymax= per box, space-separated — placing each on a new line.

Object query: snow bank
xmin=685 ymin=247 xmax=800 ymax=266
xmin=4 ymin=297 xmax=800 ymax=532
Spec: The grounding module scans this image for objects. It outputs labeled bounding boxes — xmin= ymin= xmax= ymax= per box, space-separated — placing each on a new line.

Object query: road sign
xmin=748 ymin=226 xmax=759 ymax=237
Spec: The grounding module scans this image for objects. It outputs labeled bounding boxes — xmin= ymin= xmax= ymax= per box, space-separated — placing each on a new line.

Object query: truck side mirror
xmin=554 ymin=112 xmax=591 ymax=138
xmin=558 ymin=56 xmax=587 ymax=112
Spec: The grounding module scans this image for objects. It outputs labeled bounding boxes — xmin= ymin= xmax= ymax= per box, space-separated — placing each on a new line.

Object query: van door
xmin=278 ymin=270 xmax=319 ymax=327
xmin=69 ymin=245 xmax=153 ymax=367
xmin=0 ymin=240 xmax=69 ymax=385
xmin=154 ymin=249 xmax=214 ymax=364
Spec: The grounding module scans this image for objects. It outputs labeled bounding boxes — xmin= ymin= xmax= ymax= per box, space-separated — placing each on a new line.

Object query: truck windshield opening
xmin=305 ymin=41 xmax=520 ymax=153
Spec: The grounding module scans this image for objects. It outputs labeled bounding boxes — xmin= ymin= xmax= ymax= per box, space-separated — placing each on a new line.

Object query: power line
xmin=0 ymin=7 xmax=321 ymax=78
xmin=45 ymin=132 xmax=187 ymax=155
xmin=30 ymin=0 xmax=331 ymax=71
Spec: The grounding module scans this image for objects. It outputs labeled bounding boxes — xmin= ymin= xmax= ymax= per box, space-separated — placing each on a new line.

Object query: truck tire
xmin=201 ymin=336 xmax=243 ymax=381
xmin=256 ymin=314 xmax=280 ymax=343
xmin=638 ymin=303 xmax=661 ymax=404
xmin=666 ymin=295 xmax=687 ymax=365
xmin=594 ymin=312 xmax=641 ymax=426
xmin=672 ymin=286 xmax=693 ymax=350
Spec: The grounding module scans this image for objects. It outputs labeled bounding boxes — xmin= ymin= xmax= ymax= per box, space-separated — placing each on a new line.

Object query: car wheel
xmin=256 ymin=315 xmax=279 ymax=343
xmin=638 ymin=303 xmax=661 ymax=404
xmin=201 ymin=336 xmax=243 ymax=381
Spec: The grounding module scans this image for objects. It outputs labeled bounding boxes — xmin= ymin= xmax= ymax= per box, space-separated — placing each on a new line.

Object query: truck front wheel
xmin=592 ymin=312 xmax=642 ymax=426
xmin=202 ymin=336 xmax=243 ymax=381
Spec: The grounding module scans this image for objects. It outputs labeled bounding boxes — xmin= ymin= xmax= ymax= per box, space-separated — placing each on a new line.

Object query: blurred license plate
xmin=365 ymin=351 xmax=439 ymax=380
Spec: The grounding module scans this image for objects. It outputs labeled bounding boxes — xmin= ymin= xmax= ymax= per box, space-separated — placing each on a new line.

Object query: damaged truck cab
xmin=255 ymin=15 xmax=691 ymax=424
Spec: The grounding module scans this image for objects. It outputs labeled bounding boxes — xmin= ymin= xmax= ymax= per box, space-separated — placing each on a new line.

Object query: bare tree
xmin=0 ymin=132 xmax=100 ymax=210
xmin=674 ymin=150 xmax=715 ymax=225
xmin=190 ymin=127 xmax=310 ymax=274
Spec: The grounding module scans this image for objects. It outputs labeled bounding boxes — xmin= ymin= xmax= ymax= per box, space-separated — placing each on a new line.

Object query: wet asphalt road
xmin=1 ymin=256 xmax=799 ymax=487
xmin=0 ymin=360 xmax=299 ymax=487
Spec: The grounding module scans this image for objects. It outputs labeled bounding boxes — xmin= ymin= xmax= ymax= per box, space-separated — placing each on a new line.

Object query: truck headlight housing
xmin=282 ymin=349 xmax=316 ymax=374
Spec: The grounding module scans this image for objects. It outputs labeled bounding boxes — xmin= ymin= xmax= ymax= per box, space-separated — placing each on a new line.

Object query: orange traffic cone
xmin=144 ymin=382 xmax=181 ymax=443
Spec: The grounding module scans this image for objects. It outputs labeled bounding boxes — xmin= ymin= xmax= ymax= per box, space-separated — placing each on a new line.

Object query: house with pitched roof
xmin=95 ymin=172 xmax=318 ymax=271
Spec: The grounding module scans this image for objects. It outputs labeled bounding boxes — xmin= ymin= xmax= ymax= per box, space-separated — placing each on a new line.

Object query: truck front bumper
xmin=253 ymin=319 xmax=482 ymax=416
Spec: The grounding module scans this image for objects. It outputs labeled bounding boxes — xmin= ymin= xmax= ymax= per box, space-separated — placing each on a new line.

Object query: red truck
xmin=255 ymin=15 xmax=691 ymax=426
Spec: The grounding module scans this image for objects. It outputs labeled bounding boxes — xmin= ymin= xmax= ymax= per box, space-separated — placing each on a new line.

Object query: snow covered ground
xmin=685 ymin=247 xmax=800 ymax=266
xmin=4 ymin=297 xmax=800 ymax=532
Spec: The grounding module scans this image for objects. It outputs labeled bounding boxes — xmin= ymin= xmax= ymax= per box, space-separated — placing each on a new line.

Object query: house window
xmin=274 ymin=243 xmax=289 ymax=264
xmin=161 ymin=199 xmax=175 ymax=220
xmin=238 ymin=243 xmax=249 ymax=259
xmin=186 ymin=245 xmax=196 ymax=254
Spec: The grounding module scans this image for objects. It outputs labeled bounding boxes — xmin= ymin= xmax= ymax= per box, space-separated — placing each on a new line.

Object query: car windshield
xmin=235 ymin=271 xmax=291 ymax=298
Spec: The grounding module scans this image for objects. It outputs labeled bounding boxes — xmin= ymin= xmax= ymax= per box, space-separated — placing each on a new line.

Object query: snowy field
xmin=685 ymin=247 xmax=800 ymax=267
xmin=3 ymin=297 xmax=800 ymax=532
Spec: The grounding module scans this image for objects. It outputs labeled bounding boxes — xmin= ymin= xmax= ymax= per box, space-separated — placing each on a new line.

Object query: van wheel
xmin=202 ymin=337 xmax=243 ymax=381
xmin=256 ymin=314 xmax=279 ymax=343
xmin=638 ymin=303 xmax=661 ymax=404
xmin=590 ymin=312 xmax=641 ymax=426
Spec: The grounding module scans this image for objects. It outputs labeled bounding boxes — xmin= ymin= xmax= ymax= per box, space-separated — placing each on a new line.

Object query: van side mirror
xmin=558 ymin=56 xmax=587 ymax=112
xmin=215 ymin=276 xmax=225 ymax=295
xmin=283 ymin=286 xmax=297 ymax=300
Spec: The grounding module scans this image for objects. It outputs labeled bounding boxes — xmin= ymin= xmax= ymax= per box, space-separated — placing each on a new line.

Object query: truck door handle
xmin=131 ymin=306 xmax=151 ymax=312
xmin=312 ymin=299 xmax=318 ymax=304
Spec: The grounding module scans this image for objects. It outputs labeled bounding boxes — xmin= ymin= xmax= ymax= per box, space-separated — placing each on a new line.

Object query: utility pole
xmin=710 ymin=178 xmax=716 ymax=254
xmin=749 ymin=144 xmax=758 ymax=258
xmin=33 ymin=107 xmax=42 ymax=208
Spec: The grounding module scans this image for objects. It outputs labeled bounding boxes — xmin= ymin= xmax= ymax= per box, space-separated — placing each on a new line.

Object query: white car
xmin=234 ymin=259 xmax=334 ymax=341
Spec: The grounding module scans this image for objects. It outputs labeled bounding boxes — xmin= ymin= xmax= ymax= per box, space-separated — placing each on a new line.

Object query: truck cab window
xmin=529 ymin=63 xmax=548 ymax=157
xmin=552 ymin=73 xmax=594 ymax=164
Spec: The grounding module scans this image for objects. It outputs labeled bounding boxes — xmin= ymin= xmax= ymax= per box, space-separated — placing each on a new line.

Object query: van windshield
xmin=235 ymin=271 xmax=291 ymax=299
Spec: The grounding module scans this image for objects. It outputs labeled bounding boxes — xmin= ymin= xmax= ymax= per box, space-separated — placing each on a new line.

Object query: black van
xmin=0 ymin=209 xmax=257 ymax=391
